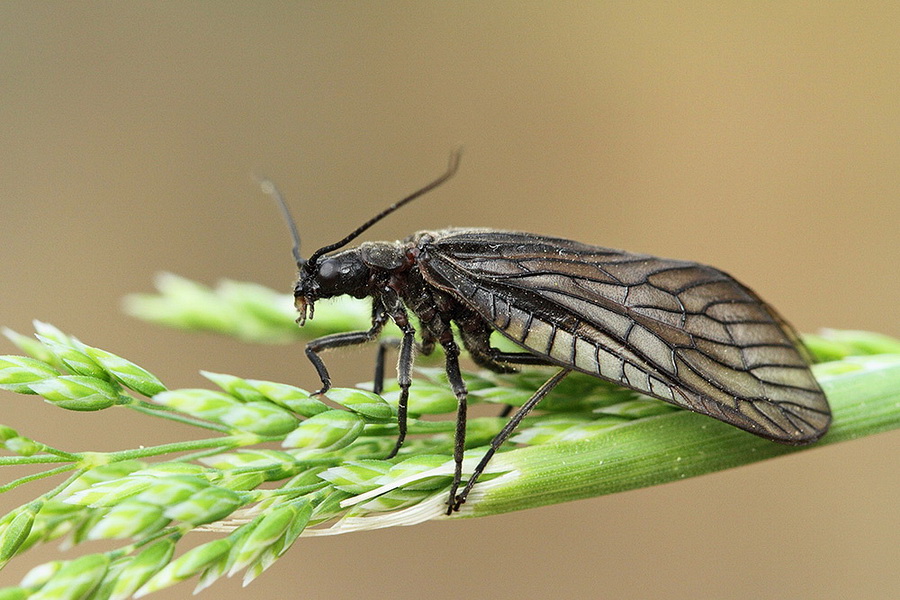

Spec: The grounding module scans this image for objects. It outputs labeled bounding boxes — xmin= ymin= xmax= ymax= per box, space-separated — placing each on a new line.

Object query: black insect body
xmin=266 ymin=152 xmax=831 ymax=514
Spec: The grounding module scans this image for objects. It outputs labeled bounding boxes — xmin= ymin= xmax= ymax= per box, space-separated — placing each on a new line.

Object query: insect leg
xmin=455 ymin=323 xmax=553 ymax=416
xmin=373 ymin=339 xmax=397 ymax=395
xmin=377 ymin=290 xmax=419 ymax=459
xmin=304 ymin=305 xmax=389 ymax=394
xmin=489 ymin=350 xmax=555 ymax=366
xmin=451 ymin=368 xmax=570 ymax=512
xmin=437 ymin=336 xmax=471 ymax=514
xmin=385 ymin=324 xmax=416 ymax=459
xmin=486 ymin=350 xmax=555 ymax=417
xmin=373 ymin=335 xmax=435 ymax=394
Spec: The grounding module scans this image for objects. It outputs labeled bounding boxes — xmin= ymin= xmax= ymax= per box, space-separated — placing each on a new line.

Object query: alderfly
xmin=262 ymin=151 xmax=830 ymax=514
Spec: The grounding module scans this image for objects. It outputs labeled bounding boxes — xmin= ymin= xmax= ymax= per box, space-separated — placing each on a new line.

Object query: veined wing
xmin=417 ymin=230 xmax=830 ymax=443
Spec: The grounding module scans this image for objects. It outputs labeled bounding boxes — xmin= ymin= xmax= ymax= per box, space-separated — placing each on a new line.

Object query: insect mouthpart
xmin=294 ymin=295 xmax=314 ymax=325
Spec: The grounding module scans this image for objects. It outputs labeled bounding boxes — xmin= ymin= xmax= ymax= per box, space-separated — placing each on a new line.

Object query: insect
xmin=263 ymin=150 xmax=830 ymax=514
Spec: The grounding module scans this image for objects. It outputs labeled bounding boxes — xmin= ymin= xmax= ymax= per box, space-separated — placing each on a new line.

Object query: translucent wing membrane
xmin=418 ymin=230 xmax=830 ymax=443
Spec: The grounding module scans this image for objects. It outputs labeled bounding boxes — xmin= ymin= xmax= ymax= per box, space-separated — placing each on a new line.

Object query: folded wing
xmin=418 ymin=230 xmax=830 ymax=443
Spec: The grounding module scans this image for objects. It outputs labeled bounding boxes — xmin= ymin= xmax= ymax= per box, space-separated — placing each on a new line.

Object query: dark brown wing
xmin=415 ymin=229 xmax=830 ymax=444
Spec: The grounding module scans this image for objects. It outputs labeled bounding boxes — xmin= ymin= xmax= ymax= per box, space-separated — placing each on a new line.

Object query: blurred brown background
xmin=1 ymin=3 xmax=898 ymax=599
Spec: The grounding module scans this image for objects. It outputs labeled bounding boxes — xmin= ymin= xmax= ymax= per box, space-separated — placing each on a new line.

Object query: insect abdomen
xmin=490 ymin=293 xmax=677 ymax=401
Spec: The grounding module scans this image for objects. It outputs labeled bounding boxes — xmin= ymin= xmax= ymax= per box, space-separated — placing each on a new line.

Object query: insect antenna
xmin=258 ymin=177 xmax=305 ymax=270
xmin=305 ymin=148 xmax=462 ymax=269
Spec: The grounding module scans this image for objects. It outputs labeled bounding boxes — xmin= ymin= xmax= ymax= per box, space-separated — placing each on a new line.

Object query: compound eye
xmin=317 ymin=259 xmax=341 ymax=282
